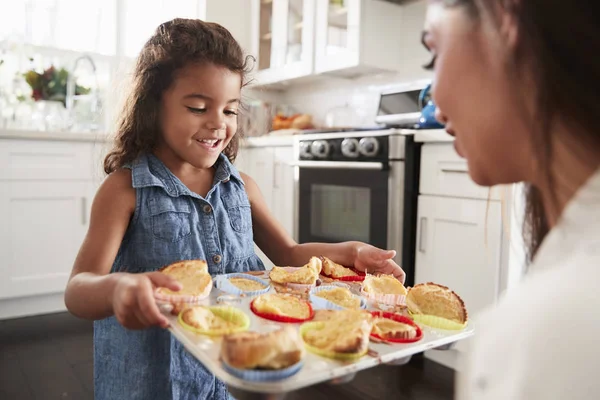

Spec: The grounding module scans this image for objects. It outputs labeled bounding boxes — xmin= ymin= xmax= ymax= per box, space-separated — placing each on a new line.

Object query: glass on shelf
xmin=258 ymin=0 xmax=274 ymax=71
xmin=286 ymin=0 xmax=304 ymax=64
xmin=326 ymin=0 xmax=349 ymax=56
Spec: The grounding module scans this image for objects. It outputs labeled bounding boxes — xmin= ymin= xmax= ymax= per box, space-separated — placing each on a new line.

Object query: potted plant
xmin=22 ymin=65 xmax=90 ymax=131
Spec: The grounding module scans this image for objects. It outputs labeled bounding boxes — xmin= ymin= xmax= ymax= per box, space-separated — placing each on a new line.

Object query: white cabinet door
xmin=415 ymin=195 xmax=503 ymax=320
xmin=0 ymin=181 xmax=91 ymax=299
xmin=314 ymin=0 xmax=403 ymax=76
xmin=244 ymin=147 xmax=276 ymax=212
xmin=415 ymin=195 xmax=503 ymax=367
xmin=272 ymin=147 xmax=295 ymax=240
xmin=251 ymin=0 xmax=316 ymax=85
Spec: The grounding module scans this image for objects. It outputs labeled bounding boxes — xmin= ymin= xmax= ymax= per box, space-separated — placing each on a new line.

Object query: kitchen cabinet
xmin=236 ymin=143 xmax=296 ymax=268
xmin=415 ymin=195 xmax=502 ymax=323
xmin=251 ymin=0 xmax=316 ymax=86
xmin=0 ymin=181 xmax=92 ymax=300
xmin=0 ymin=138 xmax=97 ymax=319
xmin=250 ymin=0 xmax=405 ymax=86
xmin=415 ymin=141 xmax=514 ymax=370
xmin=314 ymin=0 xmax=404 ymax=76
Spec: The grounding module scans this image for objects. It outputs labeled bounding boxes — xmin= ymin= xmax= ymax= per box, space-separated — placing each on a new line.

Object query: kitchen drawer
xmin=0 ymin=139 xmax=94 ymax=181
xmin=419 ymin=143 xmax=502 ymax=201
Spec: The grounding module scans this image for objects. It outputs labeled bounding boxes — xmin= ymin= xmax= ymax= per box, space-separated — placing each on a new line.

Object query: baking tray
xmin=163 ymin=272 xmax=474 ymax=399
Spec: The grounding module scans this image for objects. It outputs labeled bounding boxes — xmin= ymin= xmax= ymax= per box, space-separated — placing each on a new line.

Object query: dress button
xmin=213 ymin=255 xmax=222 ymax=264
xmin=203 ymin=204 xmax=212 ymax=214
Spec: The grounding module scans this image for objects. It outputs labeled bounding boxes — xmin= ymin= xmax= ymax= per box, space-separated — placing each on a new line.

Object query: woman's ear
xmin=499 ymin=0 xmax=520 ymax=50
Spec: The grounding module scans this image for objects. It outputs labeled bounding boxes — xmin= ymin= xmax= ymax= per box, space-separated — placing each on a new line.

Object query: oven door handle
xmin=292 ymin=161 xmax=386 ymax=170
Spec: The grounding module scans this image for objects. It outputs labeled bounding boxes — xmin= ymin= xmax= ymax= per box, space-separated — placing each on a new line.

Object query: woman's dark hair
xmin=104 ymin=18 xmax=253 ymax=174
xmin=458 ymin=0 xmax=600 ymax=263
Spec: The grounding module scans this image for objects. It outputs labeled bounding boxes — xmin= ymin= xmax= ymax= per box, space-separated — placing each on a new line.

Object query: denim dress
xmin=94 ymin=152 xmax=265 ymax=400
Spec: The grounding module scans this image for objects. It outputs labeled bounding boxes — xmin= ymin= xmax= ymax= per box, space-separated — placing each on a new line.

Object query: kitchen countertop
xmin=0 ymin=129 xmax=452 ymax=145
xmin=0 ymin=129 xmax=297 ymax=147
xmin=413 ymin=129 xmax=454 ymax=143
xmin=0 ymin=128 xmax=113 ymax=143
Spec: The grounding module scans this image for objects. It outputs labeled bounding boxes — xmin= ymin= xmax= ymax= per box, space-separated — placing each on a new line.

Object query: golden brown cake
xmin=319 ymin=256 xmax=359 ymax=278
xmin=156 ymin=260 xmax=212 ymax=296
xmin=229 ymin=277 xmax=267 ymax=292
xmin=269 ymin=256 xmax=322 ymax=285
xmin=302 ymin=309 xmax=373 ymax=354
xmin=314 ymin=287 xmax=361 ymax=309
xmin=362 ymin=274 xmax=407 ymax=296
xmin=221 ymin=326 xmax=304 ymax=370
xmin=372 ymin=318 xmax=417 ymax=340
xmin=252 ymin=293 xmax=311 ymax=319
xmin=406 ymin=282 xmax=468 ymax=324
xmin=180 ymin=306 xmax=238 ymax=331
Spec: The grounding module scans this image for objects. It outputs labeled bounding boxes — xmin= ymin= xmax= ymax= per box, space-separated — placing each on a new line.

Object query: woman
xmin=422 ymin=1 xmax=600 ymax=399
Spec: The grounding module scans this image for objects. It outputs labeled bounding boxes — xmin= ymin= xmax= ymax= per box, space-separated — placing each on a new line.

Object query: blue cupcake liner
xmin=214 ymin=273 xmax=271 ymax=296
xmin=222 ymin=360 xmax=303 ymax=382
xmin=309 ymin=285 xmax=367 ymax=310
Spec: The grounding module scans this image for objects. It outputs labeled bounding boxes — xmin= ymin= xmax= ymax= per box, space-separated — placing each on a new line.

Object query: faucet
xmin=66 ymin=54 xmax=101 ymax=131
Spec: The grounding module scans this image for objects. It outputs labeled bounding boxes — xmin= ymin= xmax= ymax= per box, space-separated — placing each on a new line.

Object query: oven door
xmin=297 ymin=161 xmax=389 ymax=249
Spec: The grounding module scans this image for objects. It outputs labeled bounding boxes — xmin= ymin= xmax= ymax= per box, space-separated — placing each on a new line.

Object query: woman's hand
xmin=111 ymin=272 xmax=182 ymax=330
xmin=352 ymin=243 xmax=406 ymax=283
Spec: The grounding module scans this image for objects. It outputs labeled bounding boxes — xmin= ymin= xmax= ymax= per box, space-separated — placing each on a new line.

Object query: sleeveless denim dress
xmin=94 ymin=152 xmax=265 ymax=400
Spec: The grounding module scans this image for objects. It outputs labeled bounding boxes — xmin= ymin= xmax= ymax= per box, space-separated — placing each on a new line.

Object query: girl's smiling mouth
xmin=195 ymin=138 xmax=222 ymax=151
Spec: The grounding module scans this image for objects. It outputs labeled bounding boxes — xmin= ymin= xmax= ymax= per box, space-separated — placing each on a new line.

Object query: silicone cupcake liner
xmin=360 ymin=286 xmax=406 ymax=306
xmin=178 ymin=305 xmax=250 ymax=336
xmin=250 ymin=297 xmax=314 ymax=323
xmin=370 ymin=311 xmax=423 ymax=343
xmin=154 ymin=277 xmax=213 ymax=304
xmin=409 ymin=312 xmax=467 ymax=331
xmin=309 ymin=285 xmax=367 ymax=311
xmin=299 ymin=322 xmax=367 ymax=361
xmin=221 ymin=360 xmax=304 ymax=382
xmin=320 ymin=267 xmax=366 ymax=282
xmin=214 ymin=273 xmax=271 ymax=297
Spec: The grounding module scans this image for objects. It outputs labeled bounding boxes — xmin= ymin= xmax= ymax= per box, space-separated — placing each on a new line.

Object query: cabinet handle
xmin=273 ymin=162 xmax=280 ymax=189
xmin=81 ymin=197 xmax=87 ymax=225
xmin=418 ymin=217 xmax=427 ymax=253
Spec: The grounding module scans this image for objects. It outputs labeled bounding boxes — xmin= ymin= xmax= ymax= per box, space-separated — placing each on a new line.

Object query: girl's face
xmin=159 ymin=62 xmax=242 ymax=169
xmin=424 ymin=1 xmax=536 ymax=186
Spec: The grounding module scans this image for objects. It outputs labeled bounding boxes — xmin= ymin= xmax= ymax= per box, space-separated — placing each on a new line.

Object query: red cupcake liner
xmin=320 ymin=267 xmax=366 ymax=282
xmin=250 ymin=298 xmax=314 ymax=323
xmin=369 ymin=311 xmax=423 ymax=343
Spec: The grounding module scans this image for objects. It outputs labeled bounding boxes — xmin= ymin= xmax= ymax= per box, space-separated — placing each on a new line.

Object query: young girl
xmin=64 ymin=18 xmax=404 ymax=400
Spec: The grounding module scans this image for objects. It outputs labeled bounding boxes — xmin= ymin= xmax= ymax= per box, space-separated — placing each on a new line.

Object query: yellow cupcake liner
xmin=178 ymin=305 xmax=250 ymax=336
xmin=409 ymin=312 xmax=467 ymax=331
xmin=299 ymin=322 xmax=367 ymax=361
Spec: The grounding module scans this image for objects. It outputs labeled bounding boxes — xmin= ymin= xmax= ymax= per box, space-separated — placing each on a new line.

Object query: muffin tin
xmin=164 ymin=270 xmax=474 ymax=400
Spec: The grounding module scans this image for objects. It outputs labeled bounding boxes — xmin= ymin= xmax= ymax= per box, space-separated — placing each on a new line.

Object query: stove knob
xmin=341 ymin=138 xmax=360 ymax=158
xmin=359 ymin=137 xmax=380 ymax=157
xmin=299 ymin=141 xmax=312 ymax=158
xmin=310 ymin=140 xmax=330 ymax=159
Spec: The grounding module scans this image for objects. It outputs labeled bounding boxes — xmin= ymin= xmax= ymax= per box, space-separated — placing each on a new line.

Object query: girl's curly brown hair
xmin=104 ymin=18 xmax=253 ymax=174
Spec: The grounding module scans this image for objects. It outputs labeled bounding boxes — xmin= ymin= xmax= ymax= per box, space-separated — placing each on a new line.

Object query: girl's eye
xmin=423 ymin=55 xmax=437 ymax=71
xmin=224 ymin=110 xmax=238 ymax=116
xmin=187 ymin=106 xmax=206 ymax=114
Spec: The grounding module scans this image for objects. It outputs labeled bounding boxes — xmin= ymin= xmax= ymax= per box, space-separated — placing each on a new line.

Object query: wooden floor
xmin=0 ymin=312 xmax=455 ymax=400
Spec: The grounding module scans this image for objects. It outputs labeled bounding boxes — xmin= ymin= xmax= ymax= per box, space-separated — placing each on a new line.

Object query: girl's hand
xmin=112 ymin=272 xmax=182 ymax=330
xmin=352 ymin=243 xmax=406 ymax=284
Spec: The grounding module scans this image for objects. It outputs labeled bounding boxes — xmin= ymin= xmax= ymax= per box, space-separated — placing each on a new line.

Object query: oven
xmin=293 ymin=130 xmax=421 ymax=286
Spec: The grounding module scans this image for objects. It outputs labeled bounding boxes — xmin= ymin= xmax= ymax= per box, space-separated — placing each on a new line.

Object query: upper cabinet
xmin=250 ymin=0 xmax=406 ymax=86
xmin=314 ymin=0 xmax=403 ymax=76
xmin=252 ymin=0 xmax=316 ymax=85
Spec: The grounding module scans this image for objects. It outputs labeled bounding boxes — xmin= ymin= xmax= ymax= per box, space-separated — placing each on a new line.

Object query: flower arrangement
xmin=23 ymin=65 xmax=90 ymax=106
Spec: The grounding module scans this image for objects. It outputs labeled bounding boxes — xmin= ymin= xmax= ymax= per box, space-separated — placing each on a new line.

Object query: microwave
xmin=374 ymin=80 xmax=430 ymax=128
